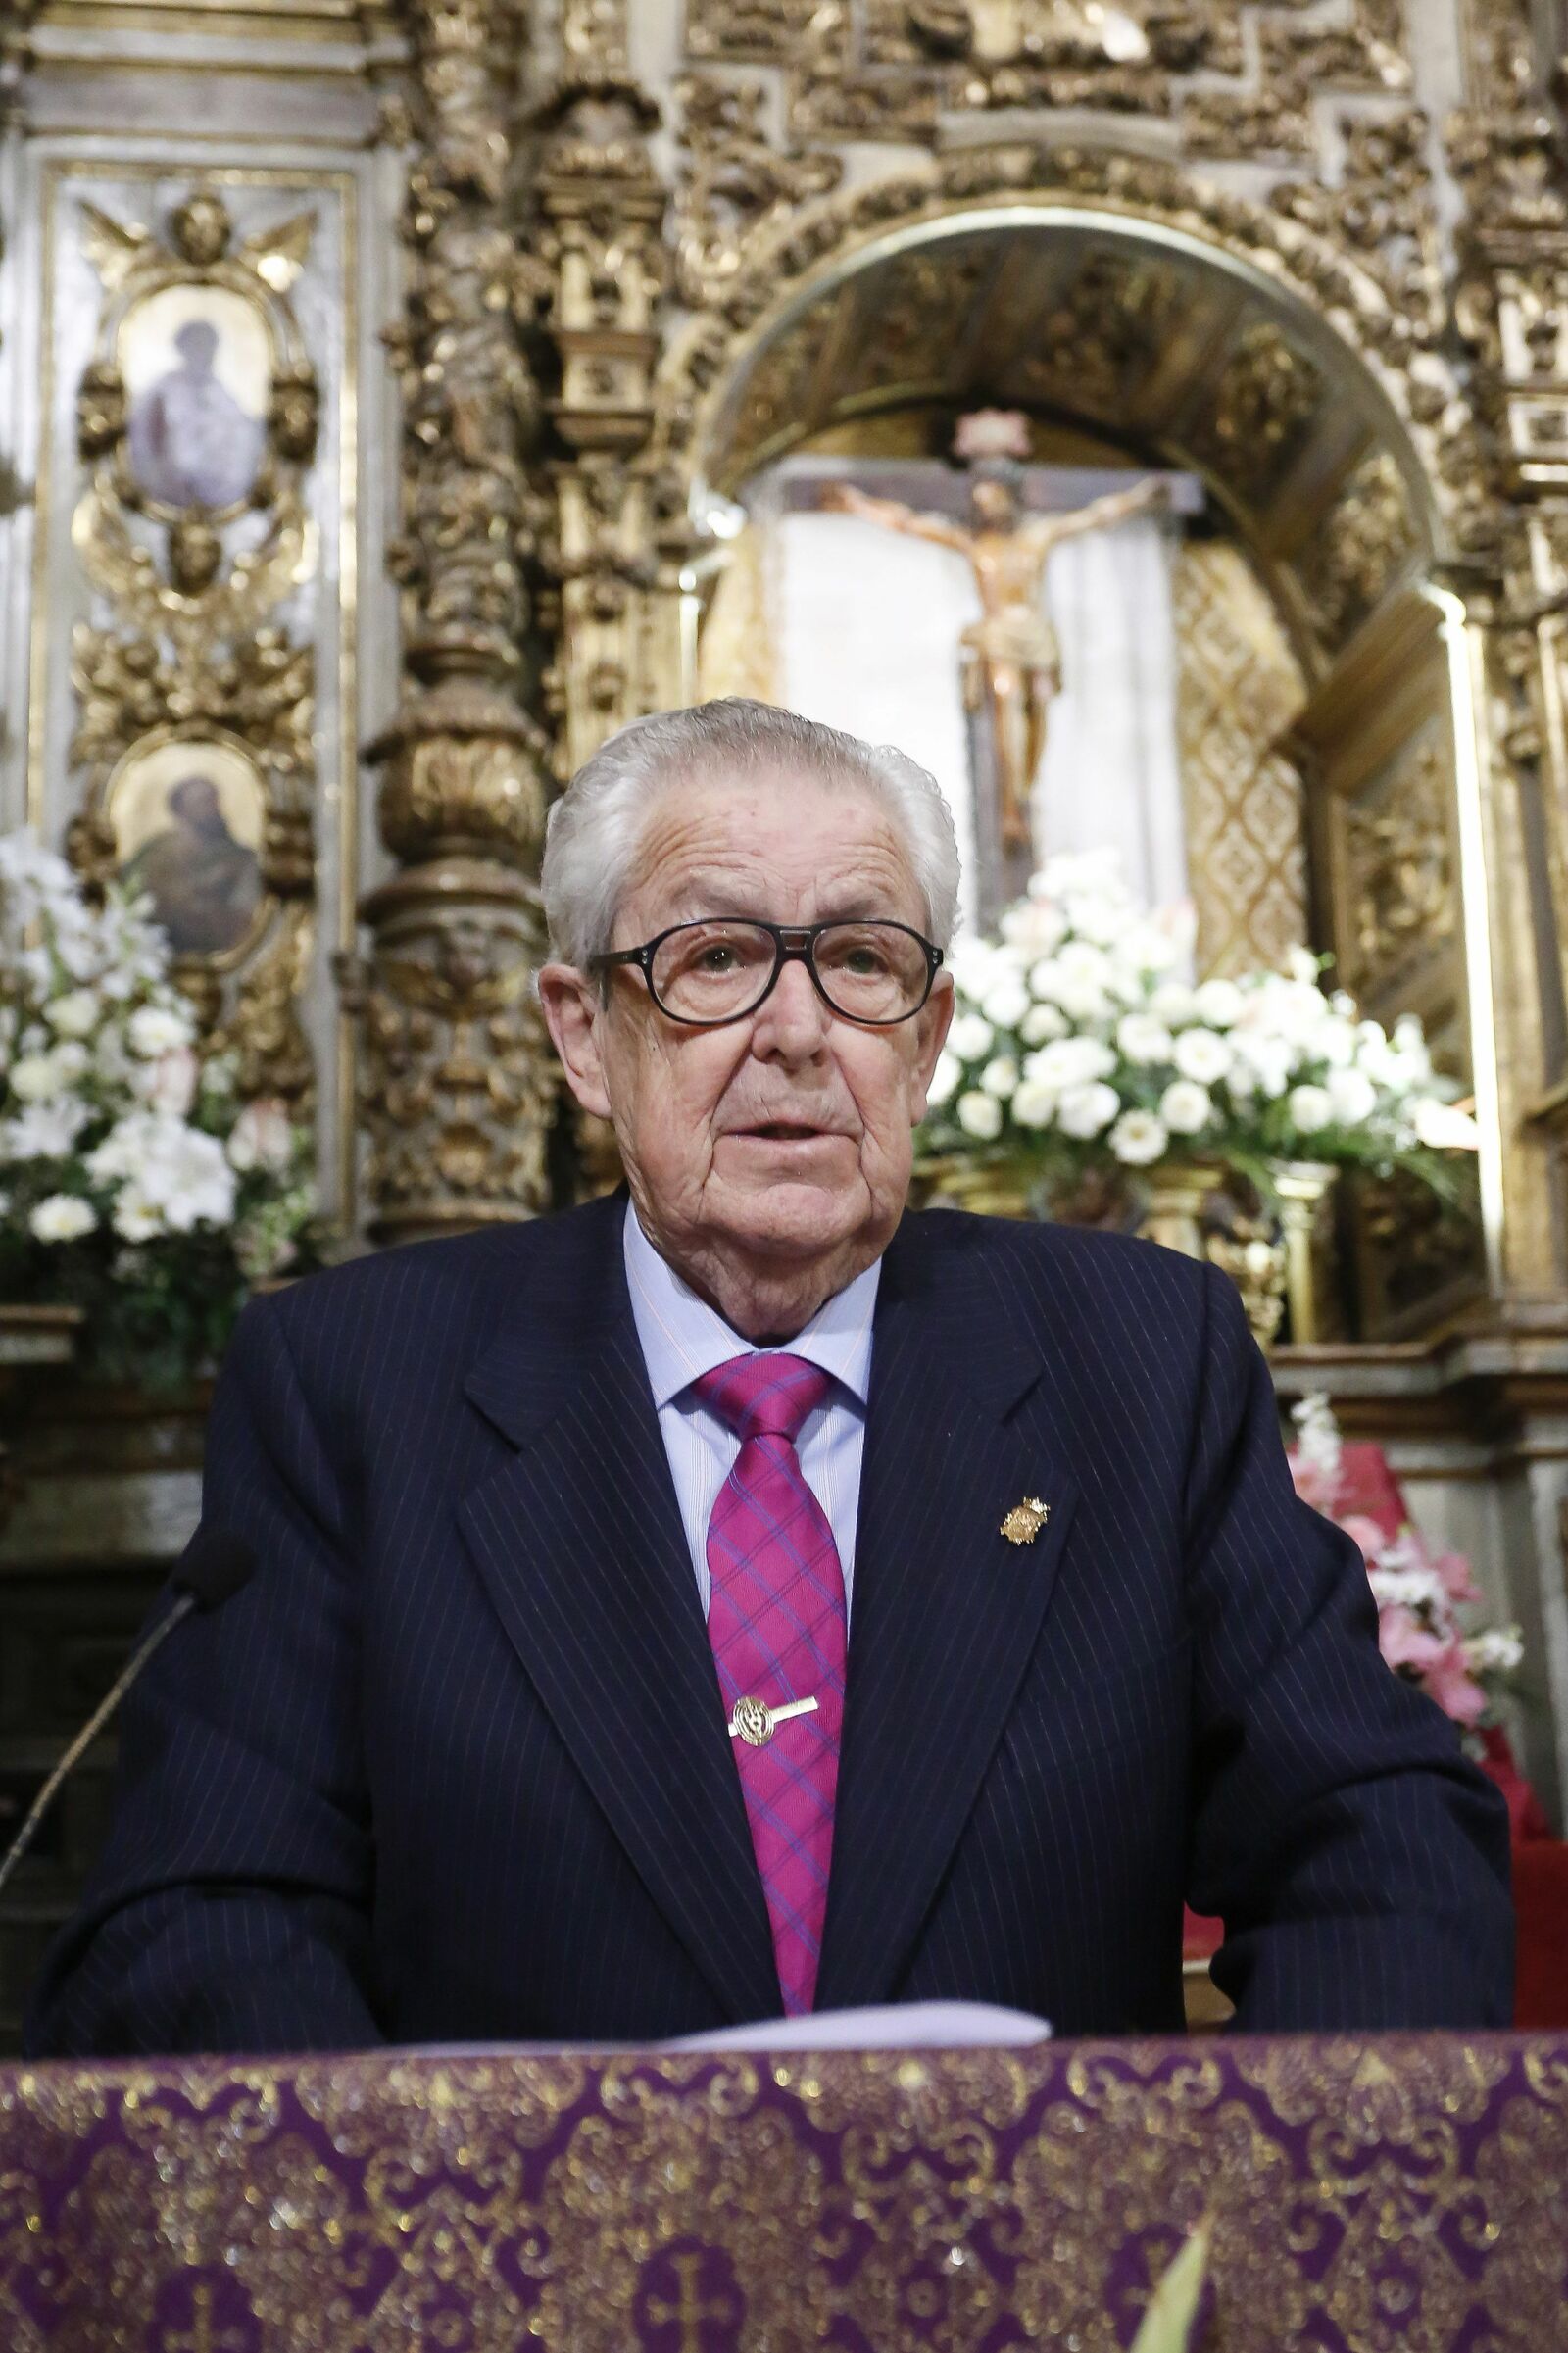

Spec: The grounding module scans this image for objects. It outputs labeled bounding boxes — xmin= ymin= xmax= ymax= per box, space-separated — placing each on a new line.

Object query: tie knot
xmin=694 ymin=1351 xmax=832 ymax=1445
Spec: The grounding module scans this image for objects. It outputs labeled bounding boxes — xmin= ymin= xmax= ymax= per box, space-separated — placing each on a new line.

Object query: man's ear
xmin=908 ymin=972 xmax=956 ymax=1124
xmin=538 ymin=963 xmax=613 ymax=1122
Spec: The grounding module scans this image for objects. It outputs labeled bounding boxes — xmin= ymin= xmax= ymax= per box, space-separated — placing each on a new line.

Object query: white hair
xmin=541 ymin=698 xmax=962 ymax=968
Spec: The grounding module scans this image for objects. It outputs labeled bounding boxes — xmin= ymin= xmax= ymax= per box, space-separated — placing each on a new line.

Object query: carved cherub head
xmin=171 ymin=191 xmax=232 ymax=268
xmin=169 ymin=518 xmax=223 ymax=597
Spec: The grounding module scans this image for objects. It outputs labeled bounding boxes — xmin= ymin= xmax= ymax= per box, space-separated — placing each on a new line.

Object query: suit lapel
xmin=458 ymin=1203 xmax=780 ymax=2024
xmin=814 ymin=1217 xmax=1080 ymax=2010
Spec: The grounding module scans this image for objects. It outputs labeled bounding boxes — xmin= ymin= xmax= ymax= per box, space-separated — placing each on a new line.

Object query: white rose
xmin=226 ymin=1097 xmax=294 ymax=1173
xmin=2 ymin=1099 xmax=89 ymax=1160
xmin=10 ymin=1053 xmax=63 ymax=1102
xmin=1004 ymin=901 xmax=1065 ymax=955
xmin=956 ymin=1089 xmax=1003 ymax=1141
xmin=981 ymin=980 xmax=1030 ymax=1031
xmin=1063 ymin=895 xmax=1124 ymax=948
xmin=1159 ymin=1079 xmax=1213 ymax=1135
xmin=1057 ymin=1080 xmax=1121 ymax=1139
xmin=1010 ymin=1077 xmax=1056 ymax=1128
xmin=1019 ymin=1002 xmax=1067 ymax=1046
xmin=926 ymin=1050 xmax=962 ymax=1108
xmin=1054 ymin=979 xmax=1113 ymax=1024
xmin=1111 ymin=1109 xmax=1169 ymax=1165
xmin=1411 ymin=1098 xmax=1480 ymax=1150
xmin=1193 ymin=978 xmax=1244 ymax=1029
xmin=1172 ymin=1027 xmax=1232 ymax=1086
xmin=979 ymin=1055 xmax=1019 ymax=1100
xmin=947 ymin=1011 xmax=995 ymax=1062
xmin=1286 ymin=946 xmax=1321 ymax=985
xmin=1028 ymin=1036 xmax=1116 ymax=1090
xmin=1287 ymin=1083 xmax=1334 ymax=1134
xmin=126 ymin=1004 xmax=194 ymax=1058
xmin=1314 ymin=1017 xmax=1356 ymax=1069
xmin=1057 ymin=941 xmax=1112 ymax=989
xmin=28 ymin=1192 xmax=96 ymax=1243
xmin=44 ymin=989 xmax=100 ymax=1039
xmin=1116 ymin=1013 xmax=1174 ymax=1066
xmin=1326 ymin=1066 xmax=1377 ymax=1126
xmin=1149 ymin=981 xmax=1198 ymax=1028
xmin=112 ymin=1187 xmax=166 ymax=1242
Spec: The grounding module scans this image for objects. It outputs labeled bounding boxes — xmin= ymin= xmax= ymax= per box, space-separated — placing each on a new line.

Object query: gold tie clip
xmin=728 ymin=1694 xmax=818 ymax=1747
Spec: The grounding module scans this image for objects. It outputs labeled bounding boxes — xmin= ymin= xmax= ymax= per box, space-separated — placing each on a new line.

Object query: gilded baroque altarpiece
xmin=9 ymin=0 xmax=1568 ymax=1800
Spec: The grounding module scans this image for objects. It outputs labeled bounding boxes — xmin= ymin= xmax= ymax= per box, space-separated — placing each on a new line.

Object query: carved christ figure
xmin=827 ymin=468 xmax=1169 ymax=857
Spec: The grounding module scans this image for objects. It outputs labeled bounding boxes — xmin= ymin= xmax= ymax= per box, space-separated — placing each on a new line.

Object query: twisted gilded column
xmin=350 ymin=0 xmax=557 ymax=1242
xmin=533 ymin=0 xmax=668 ymax=774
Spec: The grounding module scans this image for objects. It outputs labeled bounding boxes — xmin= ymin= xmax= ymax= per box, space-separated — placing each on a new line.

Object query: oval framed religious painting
xmin=117 ymin=283 xmax=273 ymax=519
xmin=106 ymin=727 xmax=270 ymax=965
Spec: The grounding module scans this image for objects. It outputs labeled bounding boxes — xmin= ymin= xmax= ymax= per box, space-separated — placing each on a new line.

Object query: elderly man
xmin=29 ymin=700 xmax=1510 ymax=2053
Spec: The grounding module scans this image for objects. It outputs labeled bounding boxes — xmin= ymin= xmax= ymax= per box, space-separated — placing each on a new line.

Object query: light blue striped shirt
xmin=622 ymin=1201 xmax=880 ymax=1626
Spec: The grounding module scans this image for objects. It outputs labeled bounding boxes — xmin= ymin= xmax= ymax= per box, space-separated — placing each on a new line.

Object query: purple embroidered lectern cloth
xmin=3 ymin=2035 xmax=1566 ymax=2349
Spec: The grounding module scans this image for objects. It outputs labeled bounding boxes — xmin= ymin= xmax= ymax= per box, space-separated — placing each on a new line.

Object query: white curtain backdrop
xmin=1034 ymin=516 xmax=1188 ymax=910
xmin=766 ymin=506 xmax=1186 ymax=923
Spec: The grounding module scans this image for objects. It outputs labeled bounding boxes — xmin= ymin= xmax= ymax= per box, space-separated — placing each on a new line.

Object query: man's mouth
xmin=740 ymin=1122 xmax=830 ymax=1142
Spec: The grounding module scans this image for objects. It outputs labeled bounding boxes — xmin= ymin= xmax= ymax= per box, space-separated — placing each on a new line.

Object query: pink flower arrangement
xmin=1288 ymin=1396 xmax=1522 ymax=1737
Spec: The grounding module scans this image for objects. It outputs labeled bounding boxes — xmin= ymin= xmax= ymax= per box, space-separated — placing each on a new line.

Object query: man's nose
xmin=750 ymin=954 xmax=831 ymax=1058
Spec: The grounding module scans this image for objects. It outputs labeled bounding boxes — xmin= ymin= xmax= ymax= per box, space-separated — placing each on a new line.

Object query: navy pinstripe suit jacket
xmin=27 ymin=1195 xmax=1512 ymax=2053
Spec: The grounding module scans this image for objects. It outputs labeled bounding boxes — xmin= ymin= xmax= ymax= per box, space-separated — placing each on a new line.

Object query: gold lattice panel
xmin=1174 ymin=541 xmax=1309 ymax=975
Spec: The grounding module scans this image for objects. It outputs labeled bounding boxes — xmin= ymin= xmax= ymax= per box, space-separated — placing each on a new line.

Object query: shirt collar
xmin=622 ymin=1200 xmax=880 ymax=1413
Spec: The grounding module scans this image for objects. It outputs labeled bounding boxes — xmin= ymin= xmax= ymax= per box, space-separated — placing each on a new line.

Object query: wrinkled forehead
xmin=621 ymin=762 xmax=925 ymax=926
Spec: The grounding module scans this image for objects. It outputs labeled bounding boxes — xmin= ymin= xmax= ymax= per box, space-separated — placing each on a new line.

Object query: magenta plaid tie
xmin=695 ymin=1351 xmax=846 ymax=2016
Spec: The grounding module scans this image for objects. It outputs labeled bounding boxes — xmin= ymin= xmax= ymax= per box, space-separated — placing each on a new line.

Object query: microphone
xmin=0 ymin=1528 xmax=256 ymax=1901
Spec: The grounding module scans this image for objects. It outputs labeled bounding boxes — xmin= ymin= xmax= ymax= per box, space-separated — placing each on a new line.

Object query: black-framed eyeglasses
xmin=591 ymin=918 xmax=944 ymax=1028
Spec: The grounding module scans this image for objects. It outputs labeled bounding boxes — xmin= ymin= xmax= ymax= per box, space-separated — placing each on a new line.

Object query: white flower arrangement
xmin=0 ymin=830 xmax=315 ymax=1384
xmin=920 ymin=850 xmax=1479 ymax=1203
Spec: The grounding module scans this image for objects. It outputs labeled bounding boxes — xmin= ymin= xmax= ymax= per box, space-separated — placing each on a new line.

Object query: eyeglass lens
xmin=649 ymin=921 xmax=929 ymax=1024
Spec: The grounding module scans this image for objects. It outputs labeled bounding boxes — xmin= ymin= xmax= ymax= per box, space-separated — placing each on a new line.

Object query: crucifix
xmin=817 ymin=413 xmax=1196 ymax=924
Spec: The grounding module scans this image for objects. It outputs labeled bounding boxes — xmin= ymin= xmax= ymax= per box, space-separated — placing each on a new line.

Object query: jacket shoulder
xmin=900 ymin=1203 xmax=1214 ymax=1316
xmin=243 ymin=1196 xmax=623 ymax=1371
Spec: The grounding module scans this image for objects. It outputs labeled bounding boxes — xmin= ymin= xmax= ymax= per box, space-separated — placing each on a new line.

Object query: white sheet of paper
xmin=668 ymin=2000 xmax=1051 ymax=2050
xmin=403 ymin=2000 xmax=1051 ymax=2059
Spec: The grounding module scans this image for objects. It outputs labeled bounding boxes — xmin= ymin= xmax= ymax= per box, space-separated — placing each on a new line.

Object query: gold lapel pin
xmin=1001 ymin=1495 xmax=1051 ymax=1545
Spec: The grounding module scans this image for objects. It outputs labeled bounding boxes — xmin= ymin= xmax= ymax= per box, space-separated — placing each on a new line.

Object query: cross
xmin=161 ymin=2279 xmax=253 ymax=2353
xmin=645 ymin=2250 xmax=739 ymax=2350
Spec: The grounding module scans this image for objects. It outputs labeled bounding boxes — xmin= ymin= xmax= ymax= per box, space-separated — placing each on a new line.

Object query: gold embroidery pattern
xmin=1 ymin=2038 xmax=1564 ymax=2348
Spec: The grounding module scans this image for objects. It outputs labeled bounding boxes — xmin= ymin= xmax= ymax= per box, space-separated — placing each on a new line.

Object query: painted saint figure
xmin=125 ymin=319 xmax=266 ymax=513
xmin=120 ymin=773 xmax=262 ymax=956
xmin=827 ymin=467 xmax=1169 ymax=863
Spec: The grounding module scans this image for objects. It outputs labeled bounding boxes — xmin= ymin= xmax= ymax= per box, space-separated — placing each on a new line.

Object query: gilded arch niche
xmin=583 ymin=158 xmax=1495 ymax=1333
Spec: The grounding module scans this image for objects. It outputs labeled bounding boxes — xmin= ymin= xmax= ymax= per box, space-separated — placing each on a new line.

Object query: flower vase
xmin=1140 ymin=1162 xmax=1228 ymax=1261
xmin=1269 ymin=1160 xmax=1339 ymax=1343
xmin=913 ymin=1154 xmax=1032 ymax=1219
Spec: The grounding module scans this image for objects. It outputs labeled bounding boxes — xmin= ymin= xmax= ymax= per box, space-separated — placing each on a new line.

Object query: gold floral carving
xmin=1344 ymin=737 xmax=1457 ymax=989
xmin=363 ymin=0 xmax=559 ymax=1242
xmin=1185 ymin=322 xmax=1323 ymax=507
xmin=66 ymin=192 xmax=320 ymax=1107
xmin=1173 ymin=543 xmax=1308 ymax=976
xmin=673 ymin=75 xmax=842 ymax=310
xmin=1003 ymin=249 xmax=1177 ymax=420
xmin=1299 ymin=450 xmax=1419 ymax=642
xmin=1180 ymin=90 xmax=1314 ymax=161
